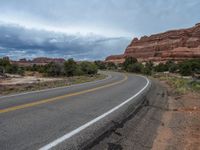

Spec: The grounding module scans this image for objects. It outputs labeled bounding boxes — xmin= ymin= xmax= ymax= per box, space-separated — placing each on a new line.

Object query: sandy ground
xmin=152 ymin=81 xmax=200 ymax=150
xmin=0 ymin=76 xmax=62 ymax=85
xmin=0 ymin=74 xmax=105 ymax=96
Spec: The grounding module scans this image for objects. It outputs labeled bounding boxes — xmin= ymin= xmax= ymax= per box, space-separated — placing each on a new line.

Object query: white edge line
xmin=39 ymin=75 xmax=150 ymax=150
xmin=0 ymin=74 xmax=112 ymax=99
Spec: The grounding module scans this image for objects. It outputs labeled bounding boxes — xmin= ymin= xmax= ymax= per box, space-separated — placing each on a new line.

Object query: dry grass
xmin=0 ymin=74 xmax=106 ymax=96
xmin=156 ymin=75 xmax=200 ymax=94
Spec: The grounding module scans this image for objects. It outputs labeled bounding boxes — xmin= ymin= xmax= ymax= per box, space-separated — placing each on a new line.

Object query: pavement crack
xmin=113 ymin=131 xmax=122 ymax=137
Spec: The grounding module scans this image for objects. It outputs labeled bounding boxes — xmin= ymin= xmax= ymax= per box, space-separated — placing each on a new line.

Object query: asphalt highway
xmin=0 ymin=71 xmax=150 ymax=150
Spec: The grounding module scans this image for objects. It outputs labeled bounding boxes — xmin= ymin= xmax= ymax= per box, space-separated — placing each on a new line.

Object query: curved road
xmin=0 ymin=72 xmax=150 ymax=150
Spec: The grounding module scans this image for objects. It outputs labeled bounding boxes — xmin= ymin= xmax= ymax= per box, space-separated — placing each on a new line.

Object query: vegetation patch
xmin=157 ymin=76 xmax=200 ymax=94
xmin=95 ymin=57 xmax=200 ymax=95
xmin=0 ymin=58 xmax=98 ymax=77
xmin=0 ymin=74 xmax=106 ymax=95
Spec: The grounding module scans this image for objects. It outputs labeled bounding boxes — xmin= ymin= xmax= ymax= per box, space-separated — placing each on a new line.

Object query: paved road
xmin=0 ymin=72 xmax=150 ymax=150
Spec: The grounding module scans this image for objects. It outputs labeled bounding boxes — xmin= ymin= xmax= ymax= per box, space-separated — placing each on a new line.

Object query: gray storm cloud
xmin=1 ymin=0 xmax=199 ymax=36
xmin=0 ymin=23 xmax=130 ymax=60
xmin=0 ymin=0 xmax=200 ymax=60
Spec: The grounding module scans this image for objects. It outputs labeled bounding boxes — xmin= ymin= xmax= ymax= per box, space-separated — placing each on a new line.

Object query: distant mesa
xmin=32 ymin=57 xmax=65 ymax=64
xmin=6 ymin=57 xmax=66 ymax=66
xmin=106 ymin=23 xmax=200 ymax=63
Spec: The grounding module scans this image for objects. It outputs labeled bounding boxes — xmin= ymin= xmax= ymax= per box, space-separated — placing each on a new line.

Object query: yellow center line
xmin=0 ymin=75 xmax=128 ymax=114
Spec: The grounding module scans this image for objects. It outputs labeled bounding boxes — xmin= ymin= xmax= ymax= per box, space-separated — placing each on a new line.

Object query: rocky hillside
xmin=106 ymin=23 xmax=200 ymax=63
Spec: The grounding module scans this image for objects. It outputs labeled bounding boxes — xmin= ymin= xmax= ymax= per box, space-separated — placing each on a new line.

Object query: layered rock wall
xmin=106 ymin=23 xmax=200 ymax=63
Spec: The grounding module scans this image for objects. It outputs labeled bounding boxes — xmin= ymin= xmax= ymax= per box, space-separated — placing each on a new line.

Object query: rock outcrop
xmin=11 ymin=57 xmax=65 ymax=66
xmin=106 ymin=23 xmax=200 ymax=63
xmin=32 ymin=57 xmax=65 ymax=64
xmin=105 ymin=54 xmax=125 ymax=63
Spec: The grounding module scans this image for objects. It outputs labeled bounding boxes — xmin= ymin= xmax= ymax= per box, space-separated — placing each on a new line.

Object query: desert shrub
xmin=190 ymin=81 xmax=200 ymax=91
xmin=142 ymin=67 xmax=152 ymax=75
xmin=127 ymin=63 xmax=144 ymax=73
xmin=0 ymin=66 xmax=5 ymax=75
xmin=0 ymin=58 xmax=24 ymax=75
xmin=142 ymin=61 xmax=154 ymax=75
xmin=122 ymin=57 xmax=138 ymax=71
xmin=179 ymin=62 xmax=192 ymax=76
xmin=80 ymin=62 xmax=98 ymax=75
xmin=64 ymin=58 xmax=78 ymax=76
xmin=0 ymin=58 xmax=10 ymax=67
xmin=106 ymin=62 xmax=117 ymax=70
xmin=45 ymin=62 xmax=64 ymax=76
xmin=154 ymin=63 xmax=168 ymax=72
xmin=94 ymin=61 xmax=106 ymax=70
xmin=178 ymin=59 xmax=200 ymax=76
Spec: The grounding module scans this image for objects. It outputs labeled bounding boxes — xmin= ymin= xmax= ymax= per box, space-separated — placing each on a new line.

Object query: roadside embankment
xmin=152 ymin=78 xmax=200 ymax=150
xmin=91 ymin=79 xmax=168 ymax=150
xmin=91 ymin=76 xmax=200 ymax=150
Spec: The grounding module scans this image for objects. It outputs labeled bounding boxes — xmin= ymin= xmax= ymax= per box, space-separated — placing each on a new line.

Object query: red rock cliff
xmin=106 ymin=23 xmax=200 ymax=63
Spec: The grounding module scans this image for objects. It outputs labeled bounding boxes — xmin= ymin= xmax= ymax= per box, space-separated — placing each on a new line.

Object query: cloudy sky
xmin=0 ymin=0 xmax=200 ymax=60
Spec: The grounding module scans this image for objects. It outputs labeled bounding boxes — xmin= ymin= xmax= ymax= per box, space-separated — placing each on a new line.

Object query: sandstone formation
xmin=11 ymin=57 xmax=65 ymax=66
xmin=106 ymin=23 xmax=200 ymax=63
xmin=32 ymin=57 xmax=65 ymax=64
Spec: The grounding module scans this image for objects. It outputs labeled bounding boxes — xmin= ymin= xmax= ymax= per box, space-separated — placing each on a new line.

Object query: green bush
xmin=142 ymin=67 xmax=152 ymax=75
xmin=142 ymin=61 xmax=154 ymax=75
xmin=154 ymin=63 xmax=168 ymax=72
xmin=64 ymin=58 xmax=78 ymax=77
xmin=80 ymin=62 xmax=98 ymax=75
xmin=127 ymin=63 xmax=144 ymax=73
xmin=179 ymin=62 xmax=192 ymax=76
xmin=94 ymin=61 xmax=106 ymax=70
xmin=0 ymin=58 xmax=10 ymax=67
xmin=0 ymin=58 xmax=25 ymax=75
xmin=178 ymin=59 xmax=200 ymax=76
xmin=169 ymin=63 xmax=178 ymax=73
xmin=190 ymin=81 xmax=200 ymax=91
xmin=46 ymin=62 xmax=64 ymax=77
xmin=0 ymin=66 xmax=5 ymax=75
xmin=106 ymin=62 xmax=117 ymax=70
xmin=122 ymin=57 xmax=138 ymax=71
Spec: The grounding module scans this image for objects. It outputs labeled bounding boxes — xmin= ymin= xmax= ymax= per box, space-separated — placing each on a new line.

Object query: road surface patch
xmin=0 ymin=75 xmax=127 ymax=114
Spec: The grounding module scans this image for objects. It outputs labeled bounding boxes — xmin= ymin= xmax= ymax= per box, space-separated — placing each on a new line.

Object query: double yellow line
xmin=0 ymin=75 xmax=128 ymax=114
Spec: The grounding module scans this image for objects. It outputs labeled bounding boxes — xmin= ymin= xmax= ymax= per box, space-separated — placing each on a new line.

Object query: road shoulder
xmin=91 ymin=79 xmax=168 ymax=150
xmin=91 ymin=77 xmax=200 ymax=150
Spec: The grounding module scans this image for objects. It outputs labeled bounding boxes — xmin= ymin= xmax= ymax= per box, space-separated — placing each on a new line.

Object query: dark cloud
xmin=0 ymin=0 xmax=200 ymax=60
xmin=0 ymin=0 xmax=200 ymax=36
xmin=0 ymin=23 xmax=130 ymax=60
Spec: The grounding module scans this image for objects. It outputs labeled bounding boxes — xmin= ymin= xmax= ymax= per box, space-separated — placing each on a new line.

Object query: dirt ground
xmin=152 ymin=80 xmax=200 ymax=150
xmin=0 ymin=76 xmax=61 ymax=85
xmin=91 ymin=79 xmax=200 ymax=150
xmin=0 ymin=74 xmax=105 ymax=96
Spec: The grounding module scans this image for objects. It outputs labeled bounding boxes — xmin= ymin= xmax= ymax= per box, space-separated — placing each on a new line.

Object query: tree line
xmin=0 ymin=58 xmax=98 ymax=77
xmin=95 ymin=57 xmax=200 ymax=76
xmin=0 ymin=58 xmax=24 ymax=75
xmin=1 ymin=57 xmax=200 ymax=77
